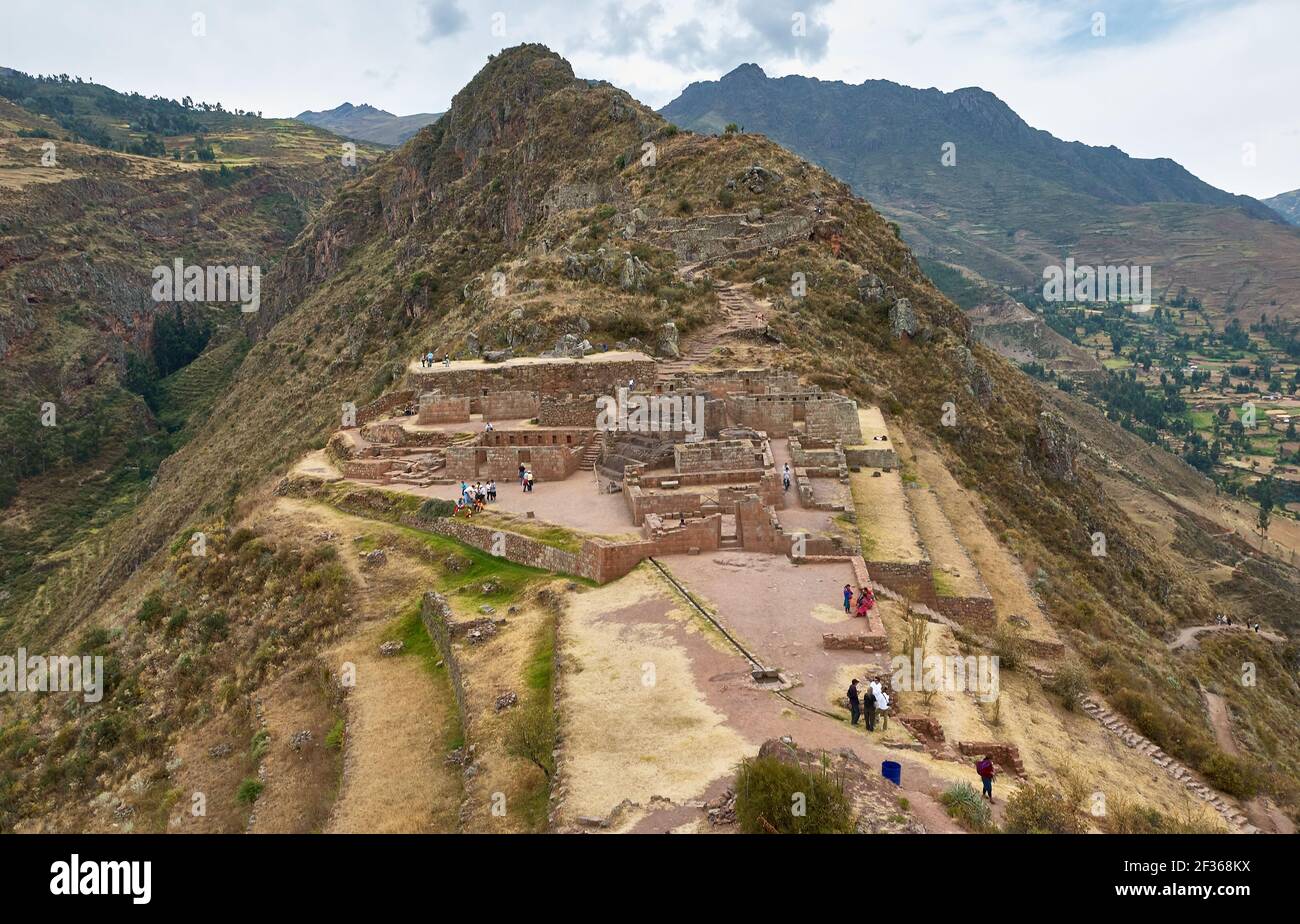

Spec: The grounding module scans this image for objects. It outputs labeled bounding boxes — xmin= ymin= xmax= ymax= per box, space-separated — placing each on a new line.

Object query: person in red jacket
xmin=976 ymin=755 xmax=996 ymax=803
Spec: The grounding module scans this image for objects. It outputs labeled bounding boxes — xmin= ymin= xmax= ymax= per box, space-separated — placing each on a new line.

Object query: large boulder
xmin=619 ymin=255 xmax=652 ymax=292
xmin=856 ymin=273 xmax=889 ymax=305
xmin=889 ymin=298 xmax=917 ymax=338
xmin=655 ymin=321 xmax=681 ymax=359
xmin=1036 ymin=412 xmax=1079 ymax=483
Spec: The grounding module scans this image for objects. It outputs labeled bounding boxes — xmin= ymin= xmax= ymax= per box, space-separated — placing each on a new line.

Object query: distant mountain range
xmin=1263 ymin=188 xmax=1300 ymax=225
xmin=294 ymin=102 xmax=441 ymax=146
xmin=662 ymin=64 xmax=1300 ymax=327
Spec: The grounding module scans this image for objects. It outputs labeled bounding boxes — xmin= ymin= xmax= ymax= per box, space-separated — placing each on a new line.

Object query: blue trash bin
xmin=881 ymin=760 xmax=901 ymax=786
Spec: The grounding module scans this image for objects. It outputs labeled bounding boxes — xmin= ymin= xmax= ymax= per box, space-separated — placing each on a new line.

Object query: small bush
xmin=135 ymin=592 xmax=169 ymax=629
xmin=1048 ymin=661 xmax=1089 ymax=710
xmin=250 ymin=729 xmax=270 ymax=761
xmin=504 ymin=704 xmax=556 ymax=779
xmin=1199 ymin=750 xmax=1262 ymax=799
xmin=236 ymin=778 xmax=263 ymax=804
xmin=228 ymin=527 xmax=257 ymax=552
xmin=940 ymin=781 xmax=994 ymax=832
xmin=1003 ymin=782 xmax=1085 ymax=833
xmin=676 ymin=198 xmax=693 ymax=215
xmin=324 ymin=719 xmax=345 ymax=751
xmin=165 ymin=607 xmax=189 ymax=636
xmin=417 ymin=498 xmax=456 ymax=520
xmin=733 ymin=754 xmax=856 ymax=834
xmin=198 ymin=612 xmax=229 ymax=643
xmin=991 ymin=622 xmax=1025 ymax=671
xmin=717 ymin=188 xmax=735 ymax=209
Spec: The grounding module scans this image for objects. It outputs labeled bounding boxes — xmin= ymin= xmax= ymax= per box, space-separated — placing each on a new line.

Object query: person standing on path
xmin=843 ymin=584 xmax=853 ymax=614
xmin=976 ymin=755 xmax=996 ymax=803
xmin=864 ymin=680 xmax=878 ymax=732
xmin=847 ymin=679 xmax=861 ymax=726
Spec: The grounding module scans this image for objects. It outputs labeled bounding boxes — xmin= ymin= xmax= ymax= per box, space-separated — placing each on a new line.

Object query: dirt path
xmin=1168 ymin=623 xmax=1284 ymax=651
xmin=1202 ymin=689 xmax=1239 ymax=757
xmin=657 ymin=280 xmax=770 ymax=379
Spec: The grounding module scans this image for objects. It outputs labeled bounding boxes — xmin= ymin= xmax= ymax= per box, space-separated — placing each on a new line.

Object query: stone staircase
xmin=657 ymin=281 xmax=769 ymax=380
xmin=1079 ymin=696 xmax=1256 ymax=833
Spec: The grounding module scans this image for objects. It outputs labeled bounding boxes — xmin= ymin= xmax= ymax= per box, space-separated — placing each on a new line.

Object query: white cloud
xmin=0 ymin=0 xmax=1292 ymax=196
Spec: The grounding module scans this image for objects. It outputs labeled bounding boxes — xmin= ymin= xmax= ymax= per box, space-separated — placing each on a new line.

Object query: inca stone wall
xmin=410 ymin=356 xmax=656 ymax=398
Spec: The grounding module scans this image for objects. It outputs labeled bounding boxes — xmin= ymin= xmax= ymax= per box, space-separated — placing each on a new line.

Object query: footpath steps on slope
xmin=1079 ymin=696 xmax=1256 ymax=833
xmin=656 ymin=282 xmax=770 ymax=380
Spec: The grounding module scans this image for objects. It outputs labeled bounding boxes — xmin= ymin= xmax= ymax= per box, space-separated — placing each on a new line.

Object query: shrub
xmin=733 ymin=754 xmax=856 ymax=834
xmin=676 ymin=198 xmax=692 ymax=215
xmin=1003 ymin=782 xmax=1085 ymax=833
xmin=991 ymin=621 xmax=1025 ymax=671
xmin=236 ymin=778 xmax=263 ymax=804
xmin=504 ymin=704 xmax=556 ymax=779
xmin=250 ymin=729 xmax=270 ymax=761
xmin=198 ymin=612 xmax=229 ymax=643
xmin=940 ymin=781 xmax=994 ymax=832
xmin=717 ymin=188 xmax=735 ymax=209
xmin=165 ymin=607 xmax=189 ymax=636
xmin=135 ymin=592 xmax=169 ymax=629
xmin=417 ymin=498 xmax=456 ymax=520
xmin=1199 ymin=750 xmax=1262 ymax=799
xmin=227 ymin=527 xmax=257 ymax=551
xmin=1100 ymin=796 xmax=1225 ymax=834
xmin=1048 ymin=660 xmax=1089 ymax=710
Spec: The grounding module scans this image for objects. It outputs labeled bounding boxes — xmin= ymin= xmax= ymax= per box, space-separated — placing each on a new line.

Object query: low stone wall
xmin=410 ymin=356 xmax=656 ymax=398
xmin=956 ymin=741 xmax=1026 ymax=777
xmin=897 ymin=714 xmax=945 ymax=743
xmin=805 ymin=397 xmax=862 ymax=443
xmin=845 ymin=446 xmax=900 ymax=469
xmin=418 ymin=395 xmax=472 ymax=424
xmin=419 ymin=591 xmax=468 ymax=722
xmin=445 ymin=444 xmax=582 ymax=481
xmin=357 ymin=389 xmax=418 ymax=426
xmin=343 ymin=458 xmax=395 ymax=479
xmin=480 ymin=390 xmax=540 ymax=420
xmin=823 ymin=632 xmax=888 ymax=652
xmin=538 ymin=394 xmax=599 ymax=427
xmin=934 ymin=595 xmax=997 ymax=627
xmin=865 ymin=559 xmax=936 ymax=606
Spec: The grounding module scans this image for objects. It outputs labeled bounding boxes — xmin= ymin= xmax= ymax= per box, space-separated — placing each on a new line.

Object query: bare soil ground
xmin=906 ymin=432 xmax=1061 ymax=645
xmin=908 ymin=485 xmax=988 ymax=598
xmin=324 ymin=620 xmax=461 ymax=833
xmin=848 ymin=468 xmax=925 ymax=563
xmin=555 ymin=564 xmax=963 ymax=833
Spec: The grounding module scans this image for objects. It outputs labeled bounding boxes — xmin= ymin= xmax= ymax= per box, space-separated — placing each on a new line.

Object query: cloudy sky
xmin=3 ymin=0 xmax=1295 ymax=198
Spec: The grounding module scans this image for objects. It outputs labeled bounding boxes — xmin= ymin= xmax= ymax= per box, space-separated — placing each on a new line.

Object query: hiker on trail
xmin=863 ymin=680 xmax=878 ymax=732
xmin=484 ymin=421 xmax=494 ymax=432
xmin=518 ymin=463 xmax=526 ymax=485
xmin=976 ymin=755 xmax=996 ymax=803
xmin=847 ymin=679 xmax=861 ymax=726
xmin=783 ymin=469 xmax=791 ymax=492
xmin=460 ymin=481 xmax=469 ymax=503
xmin=843 ymin=584 xmax=853 ymax=614
xmin=524 ymin=470 xmax=534 ymax=493
xmin=443 ymin=355 xmax=450 ymax=367
xmin=488 ymin=480 xmax=497 ymax=502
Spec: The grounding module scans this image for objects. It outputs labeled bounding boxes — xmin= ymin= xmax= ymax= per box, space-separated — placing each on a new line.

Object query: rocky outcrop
xmin=889 ymin=297 xmax=917 ymax=338
xmin=1036 ymin=411 xmax=1079 ymax=483
xmin=655 ymin=321 xmax=680 ymax=358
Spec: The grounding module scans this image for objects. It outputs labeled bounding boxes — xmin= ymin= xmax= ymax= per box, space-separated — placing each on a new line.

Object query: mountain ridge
xmin=295 ymin=100 xmax=443 ymax=146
